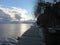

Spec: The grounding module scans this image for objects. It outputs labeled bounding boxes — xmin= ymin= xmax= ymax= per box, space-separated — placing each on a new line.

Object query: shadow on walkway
xmin=17 ymin=25 xmax=45 ymax=45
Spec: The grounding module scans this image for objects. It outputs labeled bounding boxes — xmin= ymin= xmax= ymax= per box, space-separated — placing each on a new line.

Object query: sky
xmin=0 ymin=0 xmax=36 ymax=17
xmin=0 ymin=0 xmax=53 ymax=16
xmin=0 ymin=0 xmax=54 ymax=21
xmin=45 ymin=0 xmax=53 ymax=3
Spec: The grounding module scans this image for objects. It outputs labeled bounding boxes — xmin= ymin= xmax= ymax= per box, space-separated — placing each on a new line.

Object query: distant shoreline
xmin=0 ymin=21 xmax=35 ymax=24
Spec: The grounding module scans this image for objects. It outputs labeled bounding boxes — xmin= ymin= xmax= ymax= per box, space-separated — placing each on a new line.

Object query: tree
xmin=34 ymin=0 xmax=45 ymax=17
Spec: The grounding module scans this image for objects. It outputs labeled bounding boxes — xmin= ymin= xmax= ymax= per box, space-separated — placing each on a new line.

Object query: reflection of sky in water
xmin=0 ymin=24 xmax=31 ymax=39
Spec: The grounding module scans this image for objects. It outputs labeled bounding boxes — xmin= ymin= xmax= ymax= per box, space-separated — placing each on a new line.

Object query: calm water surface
xmin=0 ymin=23 xmax=32 ymax=39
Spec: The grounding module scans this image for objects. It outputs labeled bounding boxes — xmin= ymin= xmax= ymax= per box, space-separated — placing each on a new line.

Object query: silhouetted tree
xmin=34 ymin=0 xmax=60 ymax=45
xmin=34 ymin=0 xmax=52 ymax=27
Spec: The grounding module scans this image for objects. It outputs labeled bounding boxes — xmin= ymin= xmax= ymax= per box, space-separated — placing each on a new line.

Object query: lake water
xmin=0 ymin=23 xmax=33 ymax=45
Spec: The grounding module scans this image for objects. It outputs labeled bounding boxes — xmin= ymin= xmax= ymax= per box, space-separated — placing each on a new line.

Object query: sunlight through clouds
xmin=0 ymin=6 xmax=33 ymax=22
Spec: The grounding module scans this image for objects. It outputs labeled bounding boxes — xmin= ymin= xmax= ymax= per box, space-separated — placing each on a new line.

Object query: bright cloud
xmin=0 ymin=6 xmax=32 ymax=22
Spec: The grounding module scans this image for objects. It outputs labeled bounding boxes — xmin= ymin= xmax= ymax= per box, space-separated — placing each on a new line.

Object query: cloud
xmin=11 ymin=7 xmax=28 ymax=18
xmin=0 ymin=7 xmax=32 ymax=22
xmin=11 ymin=7 xmax=28 ymax=14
